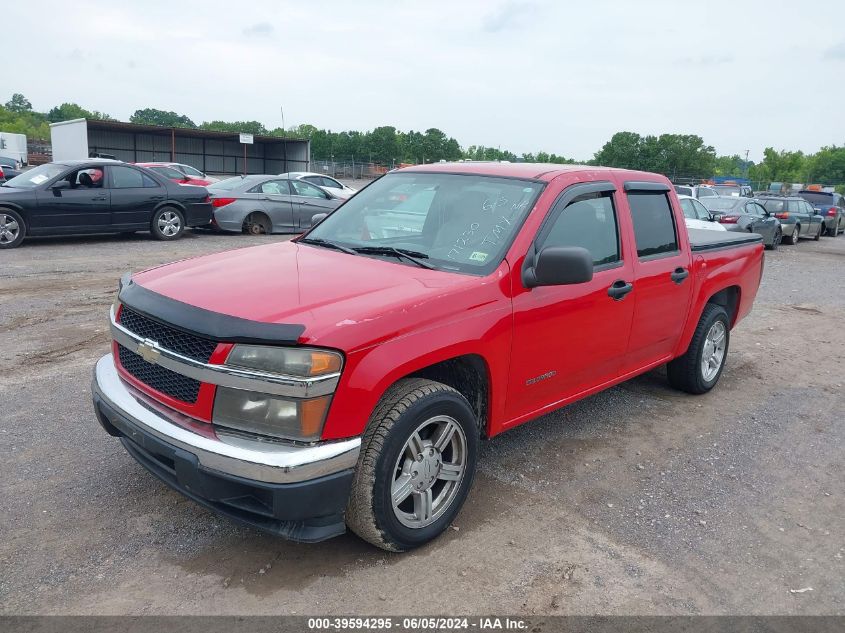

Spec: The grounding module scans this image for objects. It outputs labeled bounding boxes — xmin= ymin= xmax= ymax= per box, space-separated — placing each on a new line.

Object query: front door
xmin=290 ymin=179 xmax=337 ymax=229
xmin=107 ymin=165 xmax=166 ymax=227
xmin=252 ymin=178 xmax=294 ymax=230
xmin=33 ymin=167 xmax=110 ymax=230
xmin=622 ymin=185 xmax=693 ymax=373
xmin=507 ymin=184 xmax=636 ymax=421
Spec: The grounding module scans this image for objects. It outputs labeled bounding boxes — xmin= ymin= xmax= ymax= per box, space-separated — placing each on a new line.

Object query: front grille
xmin=117 ymin=344 xmax=201 ymax=404
xmin=119 ymin=307 xmax=218 ymax=362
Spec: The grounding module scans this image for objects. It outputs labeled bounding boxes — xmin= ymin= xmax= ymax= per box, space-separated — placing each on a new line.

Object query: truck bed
xmin=687 ymin=228 xmax=763 ymax=252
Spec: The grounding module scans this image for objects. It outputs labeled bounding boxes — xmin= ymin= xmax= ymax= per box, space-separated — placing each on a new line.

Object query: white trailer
xmin=49 ymin=118 xmax=90 ymax=162
xmin=0 ymin=132 xmax=28 ymax=166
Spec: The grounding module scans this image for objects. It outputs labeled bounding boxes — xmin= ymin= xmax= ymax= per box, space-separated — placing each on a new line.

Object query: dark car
xmin=700 ymin=196 xmax=782 ymax=249
xmin=755 ymin=195 xmax=825 ymax=245
xmin=0 ymin=160 xmax=213 ymax=249
xmin=795 ymin=190 xmax=845 ymax=237
xmin=0 ymin=156 xmax=22 ymax=183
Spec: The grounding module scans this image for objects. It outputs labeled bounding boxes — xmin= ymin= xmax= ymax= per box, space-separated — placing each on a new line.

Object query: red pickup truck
xmin=92 ymin=163 xmax=764 ymax=551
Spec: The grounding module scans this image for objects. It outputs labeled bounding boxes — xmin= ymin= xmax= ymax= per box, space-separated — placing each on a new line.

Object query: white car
xmin=674 ymin=184 xmax=719 ymax=199
xmin=678 ymin=195 xmax=726 ymax=232
xmin=279 ymin=172 xmax=357 ymax=199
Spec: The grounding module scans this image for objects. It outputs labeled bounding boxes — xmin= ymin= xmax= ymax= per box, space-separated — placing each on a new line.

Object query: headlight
xmin=212 ymin=387 xmax=331 ymax=442
xmin=215 ymin=346 xmax=342 ymax=441
xmin=226 ymin=345 xmax=342 ymax=377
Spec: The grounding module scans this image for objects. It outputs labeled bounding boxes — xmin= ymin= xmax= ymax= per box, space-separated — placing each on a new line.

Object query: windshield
xmin=701 ymin=197 xmax=743 ymax=211
xmin=712 ymin=185 xmax=741 ymax=196
xmin=3 ymin=163 xmax=66 ymax=188
xmin=303 ymin=172 xmax=544 ymax=274
xmin=208 ymin=176 xmax=257 ymax=191
xmin=797 ymin=192 xmax=835 ymax=206
xmin=760 ymin=199 xmax=786 ymax=213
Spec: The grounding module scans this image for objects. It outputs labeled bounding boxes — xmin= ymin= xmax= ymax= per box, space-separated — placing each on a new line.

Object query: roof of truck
xmin=399 ymin=161 xmax=654 ymax=182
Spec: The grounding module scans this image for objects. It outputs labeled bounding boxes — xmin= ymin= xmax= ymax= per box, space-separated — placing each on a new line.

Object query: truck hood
xmin=131 ymin=240 xmax=505 ymax=351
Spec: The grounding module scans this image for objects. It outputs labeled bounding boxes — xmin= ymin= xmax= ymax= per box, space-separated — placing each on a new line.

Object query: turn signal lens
xmin=212 ymin=388 xmax=331 ymax=442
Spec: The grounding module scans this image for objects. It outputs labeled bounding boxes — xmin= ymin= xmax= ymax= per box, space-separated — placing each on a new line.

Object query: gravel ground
xmin=0 ymin=226 xmax=843 ymax=616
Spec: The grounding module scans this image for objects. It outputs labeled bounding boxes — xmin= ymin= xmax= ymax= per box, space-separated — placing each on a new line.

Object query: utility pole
xmin=744 ymin=149 xmax=750 ymax=179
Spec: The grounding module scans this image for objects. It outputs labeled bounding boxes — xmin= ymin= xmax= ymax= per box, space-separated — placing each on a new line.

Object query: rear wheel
xmin=814 ymin=223 xmax=822 ymax=241
xmin=150 ymin=207 xmax=185 ymax=240
xmin=0 ymin=209 xmax=25 ymax=249
xmin=346 ymin=378 xmax=478 ymax=552
xmin=667 ymin=304 xmax=730 ymax=394
xmin=788 ymin=226 xmax=800 ymax=245
xmin=766 ymin=228 xmax=781 ymax=251
xmin=243 ymin=212 xmax=271 ymax=235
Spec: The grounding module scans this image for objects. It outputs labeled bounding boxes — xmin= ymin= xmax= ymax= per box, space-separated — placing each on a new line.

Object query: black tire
xmin=0 ymin=208 xmax=26 ymax=249
xmin=826 ymin=224 xmax=837 ymax=237
xmin=766 ymin=228 xmax=780 ymax=251
xmin=346 ymin=378 xmax=479 ymax=552
xmin=243 ymin=212 xmax=271 ymax=235
xmin=814 ymin=223 xmax=822 ymax=241
xmin=788 ymin=226 xmax=800 ymax=245
xmin=667 ymin=304 xmax=730 ymax=395
xmin=150 ymin=206 xmax=185 ymax=241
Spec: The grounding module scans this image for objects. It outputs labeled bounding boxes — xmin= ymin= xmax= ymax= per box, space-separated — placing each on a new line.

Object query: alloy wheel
xmin=157 ymin=210 xmax=181 ymax=237
xmin=0 ymin=214 xmax=20 ymax=245
xmin=391 ymin=415 xmax=467 ymax=529
xmin=701 ymin=321 xmax=727 ymax=382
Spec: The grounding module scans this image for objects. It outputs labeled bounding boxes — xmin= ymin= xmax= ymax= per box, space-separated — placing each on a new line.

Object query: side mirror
xmin=310 ymin=213 xmax=328 ymax=227
xmin=51 ymin=181 xmax=70 ymax=194
xmin=523 ymin=246 xmax=593 ymax=288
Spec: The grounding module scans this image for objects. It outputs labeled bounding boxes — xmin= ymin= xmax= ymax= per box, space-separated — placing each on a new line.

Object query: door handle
xmin=670 ymin=267 xmax=689 ymax=284
xmin=607 ymin=280 xmax=634 ymax=300
xmin=91 ymin=195 xmax=107 ymax=201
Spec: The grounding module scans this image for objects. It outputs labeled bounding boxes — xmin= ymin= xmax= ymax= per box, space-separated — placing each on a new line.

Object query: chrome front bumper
xmin=92 ymin=353 xmax=361 ymax=484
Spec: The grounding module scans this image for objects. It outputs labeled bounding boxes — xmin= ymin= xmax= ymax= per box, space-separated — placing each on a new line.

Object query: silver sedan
xmin=208 ymin=175 xmax=345 ymax=234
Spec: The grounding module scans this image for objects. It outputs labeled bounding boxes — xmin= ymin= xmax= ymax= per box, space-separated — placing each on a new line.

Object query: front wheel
xmin=667 ymin=304 xmax=730 ymax=394
xmin=0 ymin=209 xmax=26 ymax=249
xmin=814 ymin=223 xmax=822 ymax=241
xmin=346 ymin=378 xmax=478 ymax=552
xmin=151 ymin=207 xmax=185 ymax=240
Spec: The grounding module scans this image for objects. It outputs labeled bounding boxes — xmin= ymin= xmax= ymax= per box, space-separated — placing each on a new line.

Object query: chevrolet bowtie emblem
xmin=137 ymin=338 xmax=161 ymax=364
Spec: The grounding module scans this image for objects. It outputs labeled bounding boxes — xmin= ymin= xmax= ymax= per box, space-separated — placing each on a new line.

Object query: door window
xmin=180 ymin=165 xmax=204 ymax=178
xmin=679 ymin=198 xmax=697 ymax=219
xmin=250 ymin=180 xmax=291 ymax=195
xmin=692 ymin=199 xmax=711 ymax=220
xmin=540 ymin=192 xmax=620 ymax=267
xmin=291 ymin=180 xmax=328 ymax=199
xmin=321 ymin=176 xmax=342 ymax=189
xmin=110 ymin=166 xmax=155 ymax=189
xmin=627 ymin=192 xmax=679 ymax=258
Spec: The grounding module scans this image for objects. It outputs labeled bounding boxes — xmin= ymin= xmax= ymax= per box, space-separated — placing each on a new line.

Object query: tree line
xmin=2 ymin=93 xmax=844 ymax=187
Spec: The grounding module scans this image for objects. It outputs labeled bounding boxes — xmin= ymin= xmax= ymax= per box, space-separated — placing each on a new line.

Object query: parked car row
xmin=0 ymin=160 xmax=358 ymax=248
xmin=674 ymin=181 xmax=844 ymax=250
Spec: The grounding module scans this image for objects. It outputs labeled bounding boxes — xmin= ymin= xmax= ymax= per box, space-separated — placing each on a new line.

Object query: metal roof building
xmin=53 ymin=119 xmax=310 ymax=175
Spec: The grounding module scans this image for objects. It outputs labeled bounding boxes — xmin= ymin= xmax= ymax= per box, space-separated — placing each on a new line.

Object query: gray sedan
xmin=208 ymin=175 xmax=344 ymax=234
xmin=700 ymin=196 xmax=783 ymax=250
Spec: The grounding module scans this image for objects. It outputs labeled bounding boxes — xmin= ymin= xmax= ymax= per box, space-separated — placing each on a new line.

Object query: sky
xmin=4 ymin=0 xmax=845 ymax=162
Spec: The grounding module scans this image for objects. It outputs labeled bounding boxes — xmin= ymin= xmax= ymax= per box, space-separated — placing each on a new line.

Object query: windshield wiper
xmin=353 ymin=246 xmax=436 ymax=269
xmin=297 ymin=237 xmax=358 ymax=255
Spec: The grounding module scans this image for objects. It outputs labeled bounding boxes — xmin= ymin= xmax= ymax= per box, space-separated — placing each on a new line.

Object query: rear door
xmin=289 ymin=179 xmax=338 ymax=228
xmin=800 ymin=200 xmax=821 ymax=235
xmin=33 ymin=167 xmax=111 ymax=230
xmin=250 ymin=179 xmax=294 ymax=230
xmin=107 ymin=165 xmax=166 ymax=227
xmin=622 ymin=183 xmax=694 ymax=373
